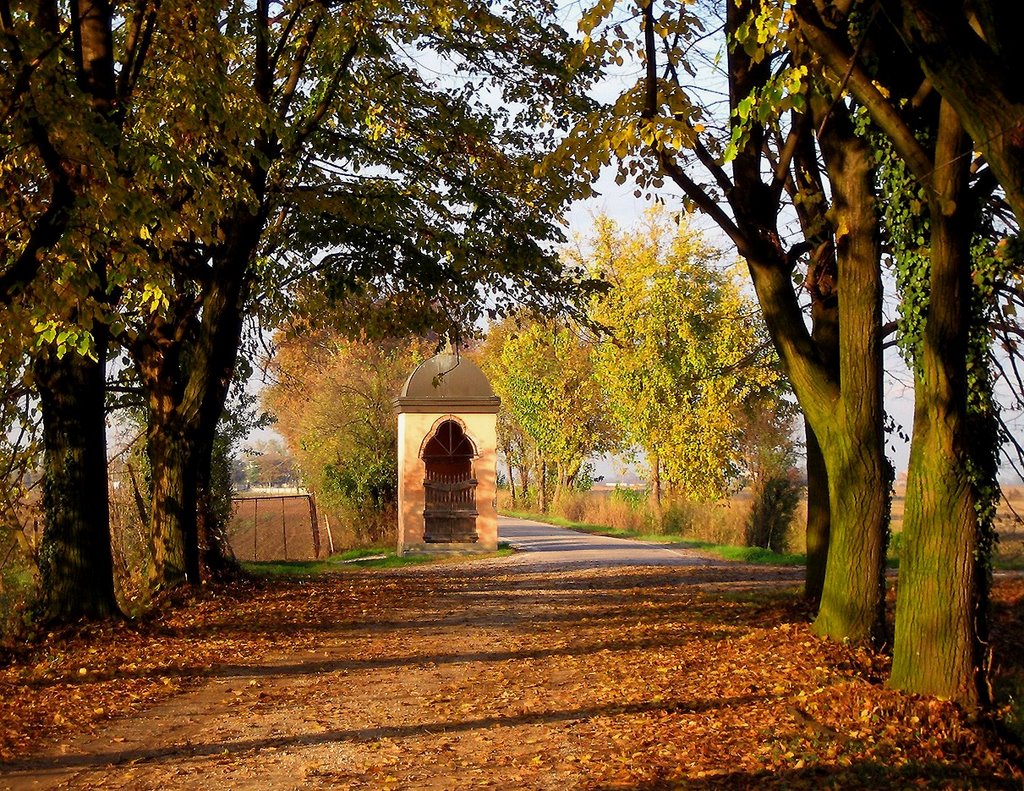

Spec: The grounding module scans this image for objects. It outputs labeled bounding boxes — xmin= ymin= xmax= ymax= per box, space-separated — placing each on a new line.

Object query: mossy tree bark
xmin=728 ymin=27 xmax=888 ymax=643
xmin=34 ymin=336 xmax=119 ymax=622
xmin=145 ymin=412 xmax=193 ymax=588
xmin=890 ymin=102 xmax=990 ymax=707
xmin=809 ymin=109 xmax=889 ymax=644
xmin=135 ymin=304 xmax=196 ymax=590
xmin=139 ymin=226 xmax=256 ymax=589
xmin=788 ymin=107 xmax=838 ymax=606
xmin=803 ymin=421 xmax=830 ymax=605
xmin=796 ymin=2 xmax=999 ymax=706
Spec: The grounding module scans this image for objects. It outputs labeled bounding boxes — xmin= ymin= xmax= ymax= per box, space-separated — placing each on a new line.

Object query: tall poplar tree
xmin=481 ymin=315 xmax=620 ymax=509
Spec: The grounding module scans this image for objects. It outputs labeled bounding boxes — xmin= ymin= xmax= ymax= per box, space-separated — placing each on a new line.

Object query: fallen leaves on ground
xmin=0 ymin=564 xmax=1021 ymax=789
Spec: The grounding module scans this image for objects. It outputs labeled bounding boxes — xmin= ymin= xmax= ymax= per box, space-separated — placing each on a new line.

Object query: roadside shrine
xmin=392 ymin=349 xmax=500 ymax=554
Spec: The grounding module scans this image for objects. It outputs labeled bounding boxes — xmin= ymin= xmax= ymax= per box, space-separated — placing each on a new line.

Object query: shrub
xmin=888 ymin=530 xmax=903 ymax=561
xmin=0 ymin=527 xmax=36 ymax=641
xmin=745 ymin=472 xmax=802 ymax=553
xmin=328 ymin=503 xmax=397 ymax=548
xmin=609 ymin=486 xmax=646 ymax=511
xmin=549 ymin=489 xmax=649 ymax=533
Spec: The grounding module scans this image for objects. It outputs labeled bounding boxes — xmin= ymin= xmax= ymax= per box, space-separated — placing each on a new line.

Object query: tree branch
xmin=278 ymin=13 xmax=324 ymax=121
xmin=293 ymin=40 xmax=359 ymax=148
xmin=769 ymin=111 xmax=809 ymax=202
xmin=796 ymin=6 xmax=934 ymax=184
xmin=657 ymin=149 xmax=746 ymax=250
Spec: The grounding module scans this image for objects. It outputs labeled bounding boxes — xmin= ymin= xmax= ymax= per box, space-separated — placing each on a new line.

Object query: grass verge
xmin=501 ymin=510 xmax=804 ymax=566
xmin=242 ymin=544 xmax=515 ymax=577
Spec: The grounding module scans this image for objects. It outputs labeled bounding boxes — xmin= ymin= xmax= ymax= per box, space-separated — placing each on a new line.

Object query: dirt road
xmin=1 ymin=519 xmax=1017 ymax=790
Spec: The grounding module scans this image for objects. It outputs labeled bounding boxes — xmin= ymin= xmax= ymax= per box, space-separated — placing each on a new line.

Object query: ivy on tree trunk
xmin=890 ymin=102 xmax=993 ymax=708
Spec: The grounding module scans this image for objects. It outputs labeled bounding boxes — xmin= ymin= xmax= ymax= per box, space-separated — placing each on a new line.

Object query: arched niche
xmin=421 ymin=419 xmax=479 ymax=543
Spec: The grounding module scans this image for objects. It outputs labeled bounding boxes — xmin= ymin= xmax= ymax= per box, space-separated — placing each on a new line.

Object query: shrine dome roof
xmin=398 ymin=353 xmax=497 ymax=403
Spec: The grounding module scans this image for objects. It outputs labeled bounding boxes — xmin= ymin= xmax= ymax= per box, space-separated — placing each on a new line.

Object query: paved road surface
xmin=498 ymin=515 xmax=719 ymax=569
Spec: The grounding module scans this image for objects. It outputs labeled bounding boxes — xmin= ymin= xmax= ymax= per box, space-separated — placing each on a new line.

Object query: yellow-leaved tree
xmin=582 ymin=210 xmax=788 ymax=520
xmin=264 ymin=330 xmax=435 ymax=545
xmin=479 ymin=315 xmax=620 ymax=511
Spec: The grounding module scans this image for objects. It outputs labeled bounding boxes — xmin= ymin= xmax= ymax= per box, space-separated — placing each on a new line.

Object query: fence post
xmin=308 ymin=495 xmax=321 ymax=558
xmin=323 ymin=510 xmax=335 ymax=555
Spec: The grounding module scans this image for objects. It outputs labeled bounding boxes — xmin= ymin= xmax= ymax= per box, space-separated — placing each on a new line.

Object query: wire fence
xmin=228 ymin=494 xmax=332 ymax=561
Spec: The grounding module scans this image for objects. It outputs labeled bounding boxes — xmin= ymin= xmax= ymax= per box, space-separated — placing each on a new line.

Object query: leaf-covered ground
xmin=1 ymin=559 xmax=1022 ymax=789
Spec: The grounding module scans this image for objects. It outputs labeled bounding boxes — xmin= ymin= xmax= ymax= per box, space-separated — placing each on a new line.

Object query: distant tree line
xmin=231 ymin=442 xmax=299 ymax=492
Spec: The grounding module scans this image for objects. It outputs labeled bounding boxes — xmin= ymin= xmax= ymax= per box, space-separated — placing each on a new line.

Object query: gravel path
xmin=2 ymin=518 xmax=806 ymax=790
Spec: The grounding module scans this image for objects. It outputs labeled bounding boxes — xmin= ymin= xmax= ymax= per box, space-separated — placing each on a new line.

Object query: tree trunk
xmin=812 ymin=426 xmax=888 ymax=643
xmin=146 ymin=408 xmax=194 ymax=588
xmin=891 ymin=102 xmax=989 ymax=707
xmin=649 ymin=452 xmax=663 ymax=527
xmin=803 ymin=420 xmax=830 ymax=604
xmin=137 ymin=312 xmax=197 ymax=590
xmin=507 ymin=459 xmax=517 ymax=507
xmin=892 ymin=0 xmax=1024 ymax=227
xmin=33 ymin=339 xmax=119 ymax=622
xmin=538 ymin=458 xmax=548 ymax=512
xmin=642 ymin=0 xmax=887 ymax=644
xmin=743 ymin=226 xmax=887 ymax=646
xmin=141 ymin=213 xmax=257 ymax=588
xmin=195 ymin=429 xmax=237 ymax=581
xmin=185 ymin=235 xmax=253 ymax=580
xmin=146 ymin=317 xmax=243 ymax=586
xmin=808 ymin=105 xmax=889 ymax=646
xmin=738 ymin=100 xmax=887 ymax=644
xmin=804 ymin=237 xmax=838 ymax=606
xmin=23 ymin=0 xmax=122 ymax=625
xmin=517 ymin=462 xmax=530 ymax=504
xmin=552 ymin=462 xmax=565 ymax=506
